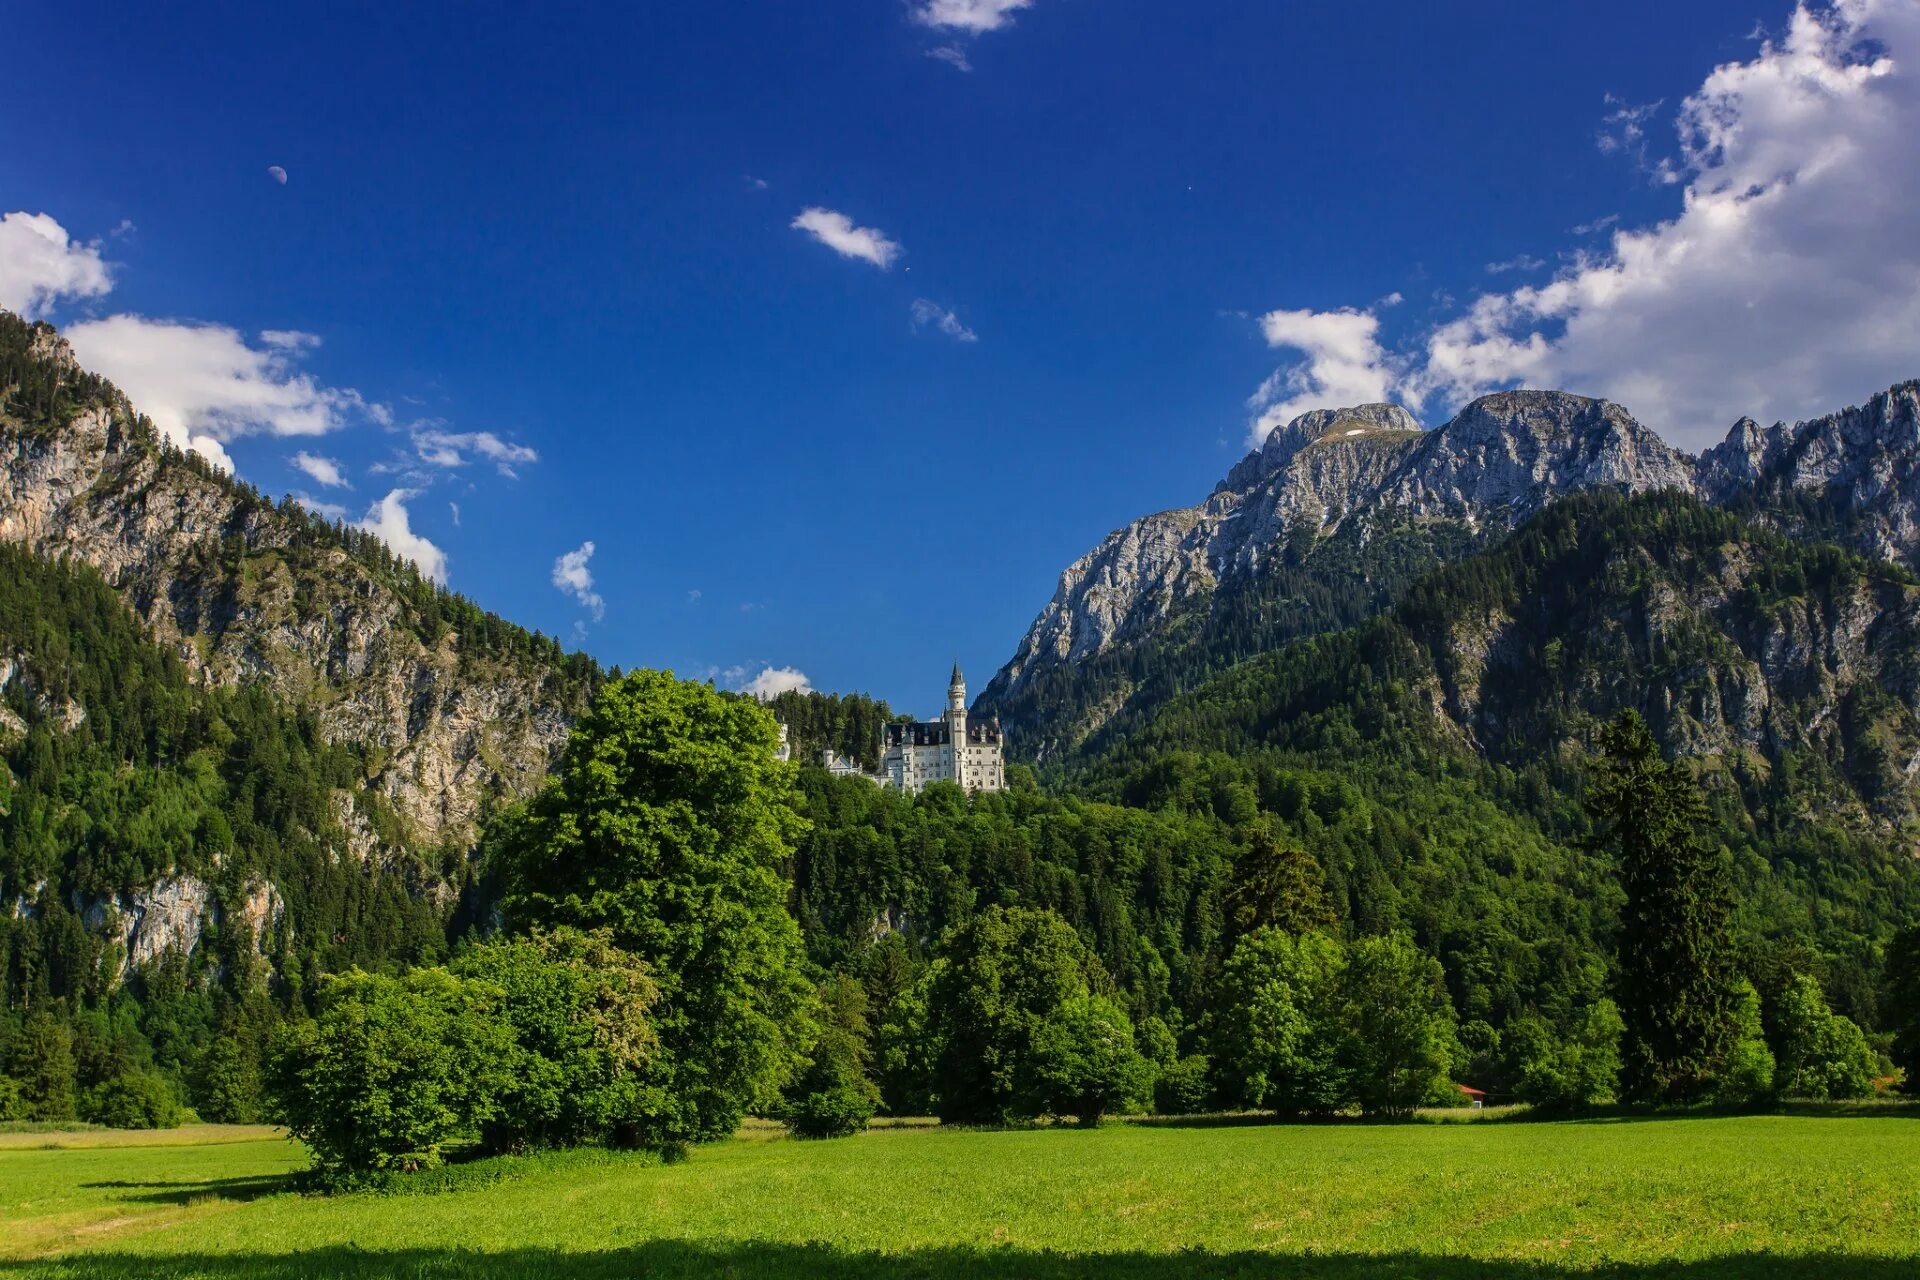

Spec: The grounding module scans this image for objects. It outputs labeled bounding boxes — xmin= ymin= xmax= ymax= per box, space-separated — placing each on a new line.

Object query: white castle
xmin=774 ymin=665 xmax=1006 ymax=793
xmin=880 ymin=665 xmax=1006 ymax=793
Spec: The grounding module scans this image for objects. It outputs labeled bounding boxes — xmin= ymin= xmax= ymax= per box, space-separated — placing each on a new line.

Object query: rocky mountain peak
xmin=1221 ymin=402 xmax=1422 ymax=493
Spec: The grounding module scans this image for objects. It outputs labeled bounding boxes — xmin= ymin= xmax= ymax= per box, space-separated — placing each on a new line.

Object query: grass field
xmin=3 ymin=1112 xmax=1918 ymax=1278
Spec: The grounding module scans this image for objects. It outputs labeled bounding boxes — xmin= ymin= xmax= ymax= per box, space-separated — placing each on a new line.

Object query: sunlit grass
xmin=3 ymin=1111 xmax=1917 ymax=1277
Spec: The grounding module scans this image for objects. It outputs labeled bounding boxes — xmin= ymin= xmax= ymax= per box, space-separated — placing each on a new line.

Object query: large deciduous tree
xmin=489 ymin=670 xmax=812 ymax=1147
xmin=1210 ymin=927 xmax=1349 ymax=1114
xmin=1587 ymin=711 xmax=1741 ymax=1103
xmin=923 ymin=906 xmax=1121 ymax=1124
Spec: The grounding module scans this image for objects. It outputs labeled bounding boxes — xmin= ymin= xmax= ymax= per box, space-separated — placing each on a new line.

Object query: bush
xmin=269 ymin=969 xmax=515 ymax=1185
xmin=81 ymin=1071 xmax=189 ymax=1129
xmin=783 ymin=976 xmax=880 ymax=1139
xmin=0 ymin=1074 xmax=26 ymax=1122
xmin=1026 ymin=994 xmax=1152 ymax=1125
xmin=1710 ymin=981 xmax=1775 ymax=1107
xmin=1153 ymin=1054 xmax=1214 ymax=1115
xmin=1773 ymin=974 xmax=1877 ymax=1100
xmin=450 ymin=928 xmax=661 ymax=1152
xmin=1502 ymin=1000 xmax=1623 ymax=1110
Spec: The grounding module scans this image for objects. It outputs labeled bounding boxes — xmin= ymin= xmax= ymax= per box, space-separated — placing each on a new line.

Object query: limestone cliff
xmin=0 ymin=321 xmax=591 ymax=852
xmin=984 ymin=380 xmax=1920 ymax=761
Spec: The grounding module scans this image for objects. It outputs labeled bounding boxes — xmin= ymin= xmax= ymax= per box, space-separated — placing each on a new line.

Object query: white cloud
xmin=412 ymin=427 xmax=538 ymax=477
xmin=1413 ymin=0 xmax=1920 ymax=448
xmin=927 ymin=45 xmax=974 ymax=71
xmin=358 ymin=490 xmax=446 ymax=584
xmin=551 ymin=540 xmax=605 ymax=621
xmin=448 ymin=501 xmax=461 ymax=526
xmin=292 ymin=451 xmax=348 ymax=487
xmin=1245 ymin=307 xmax=1412 ymax=445
xmin=1485 ymin=255 xmax=1547 ymax=275
xmin=741 ymin=666 xmax=813 ymax=700
xmin=0 ymin=211 xmax=113 ymax=319
xmin=912 ymin=0 xmax=1033 ymax=34
xmin=687 ymin=588 xmax=703 ymax=603
xmin=64 ymin=315 xmax=373 ymax=468
xmin=910 ymin=298 xmax=979 ymax=342
xmin=792 ymin=207 xmax=902 ymax=269
xmin=261 ymin=328 xmax=320 ymax=352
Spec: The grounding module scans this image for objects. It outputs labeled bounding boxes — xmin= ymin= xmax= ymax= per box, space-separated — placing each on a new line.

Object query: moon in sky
xmin=267 ymin=165 xmax=288 ymax=185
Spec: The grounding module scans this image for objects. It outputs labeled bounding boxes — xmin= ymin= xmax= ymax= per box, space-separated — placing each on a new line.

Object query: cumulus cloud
xmin=912 ymin=0 xmax=1033 ymax=33
xmin=1245 ymin=307 xmax=1411 ymax=445
xmin=910 ymin=299 xmax=979 ymax=342
xmin=551 ymin=540 xmax=605 ymax=621
xmin=791 ymin=207 xmax=902 ymax=269
xmin=0 ymin=211 xmax=113 ymax=318
xmin=741 ymin=666 xmax=813 ymax=700
xmin=412 ymin=427 xmax=539 ymax=477
xmin=1410 ymin=0 xmax=1920 ymax=447
xmin=292 ymin=451 xmax=348 ymax=487
xmin=1251 ymin=2 xmax=1920 ymax=452
xmin=358 ymin=490 xmax=446 ymax=584
xmin=64 ymin=316 xmax=375 ymax=469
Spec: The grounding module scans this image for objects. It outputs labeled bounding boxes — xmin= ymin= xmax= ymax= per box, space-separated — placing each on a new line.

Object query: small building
xmin=880 ymin=665 xmax=1006 ymax=794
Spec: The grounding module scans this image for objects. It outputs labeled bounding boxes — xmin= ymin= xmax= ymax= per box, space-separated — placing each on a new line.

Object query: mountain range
xmin=978 ymin=379 xmax=1920 ymax=762
xmin=5 ymin=305 xmax=1920 ymax=1020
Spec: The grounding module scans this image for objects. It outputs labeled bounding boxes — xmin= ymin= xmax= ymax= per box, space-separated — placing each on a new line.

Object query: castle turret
xmin=947 ymin=663 xmax=968 ymax=788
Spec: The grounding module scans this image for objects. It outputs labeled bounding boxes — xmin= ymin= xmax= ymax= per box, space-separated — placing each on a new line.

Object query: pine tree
xmin=1586 ymin=711 xmax=1741 ymax=1102
xmin=1222 ymin=829 xmax=1335 ymax=945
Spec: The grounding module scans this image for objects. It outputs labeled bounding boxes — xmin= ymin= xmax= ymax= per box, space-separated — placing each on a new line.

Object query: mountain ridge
xmin=980 ymin=377 xmax=1920 ymax=760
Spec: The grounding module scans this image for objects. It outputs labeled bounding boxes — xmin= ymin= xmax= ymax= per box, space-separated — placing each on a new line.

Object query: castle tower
xmin=948 ymin=663 xmax=967 ymax=788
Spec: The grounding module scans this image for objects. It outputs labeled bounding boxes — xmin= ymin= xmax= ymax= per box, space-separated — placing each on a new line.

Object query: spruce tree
xmin=1586 ymin=711 xmax=1740 ymax=1102
xmin=1222 ymin=830 xmax=1336 ymax=945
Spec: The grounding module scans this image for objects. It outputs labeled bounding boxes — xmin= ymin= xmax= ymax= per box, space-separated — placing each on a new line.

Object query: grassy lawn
xmin=2 ymin=1113 xmax=1917 ymax=1278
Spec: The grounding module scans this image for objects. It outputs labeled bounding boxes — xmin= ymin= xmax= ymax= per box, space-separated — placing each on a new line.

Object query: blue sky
xmin=5 ymin=0 xmax=1918 ymax=712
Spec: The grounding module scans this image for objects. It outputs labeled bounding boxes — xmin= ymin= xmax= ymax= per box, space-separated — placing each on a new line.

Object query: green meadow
xmin=5 ymin=1113 xmax=1919 ymax=1279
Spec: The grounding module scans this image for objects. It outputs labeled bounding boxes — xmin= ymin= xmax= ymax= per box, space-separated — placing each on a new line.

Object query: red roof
xmin=1456 ymin=1085 xmax=1487 ymax=1098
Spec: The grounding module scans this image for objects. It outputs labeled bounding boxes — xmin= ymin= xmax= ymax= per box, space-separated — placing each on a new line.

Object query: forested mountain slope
xmin=1059 ymin=491 xmax=1920 ymax=1017
xmin=0 ymin=313 xmax=602 ymax=853
xmin=983 ymin=380 xmax=1920 ymax=762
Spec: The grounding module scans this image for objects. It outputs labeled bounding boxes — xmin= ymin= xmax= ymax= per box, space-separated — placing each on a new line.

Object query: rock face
xmin=984 ymin=380 xmax=1920 ymax=759
xmin=1699 ymin=380 xmax=1920 ymax=569
xmin=0 ymin=327 xmax=587 ymax=851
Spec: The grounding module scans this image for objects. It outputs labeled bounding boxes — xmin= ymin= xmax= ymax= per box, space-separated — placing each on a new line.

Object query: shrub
xmin=783 ymin=976 xmax=880 ymax=1139
xmin=269 ymin=969 xmax=515 ymax=1185
xmin=1026 ymin=994 xmax=1152 ymax=1125
xmin=0 ymin=1074 xmax=26 ymax=1122
xmin=1153 ymin=1054 xmax=1214 ymax=1116
xmin=1502 ymin=1000 xmax=1623 ymax=1110
xmin=450 ymin=928 xmax=661 ymax=1152
xmin=1773 ymin=974 xmax=1877 ymax=1100
xmin=783 ymin=1029 xmax=879 ymax=1139
xmin=81 ymin=1071 xmax=189 ymax=1129
xmin=1710 ymin=981 xmax=1775 ymax=1107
